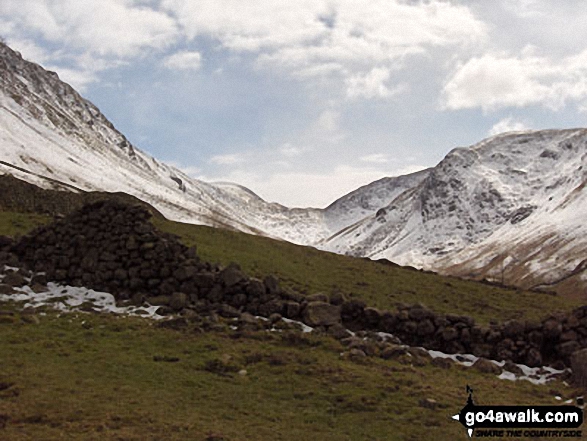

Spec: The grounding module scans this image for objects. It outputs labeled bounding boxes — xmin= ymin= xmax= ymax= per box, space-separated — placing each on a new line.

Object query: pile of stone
xmin=337 ymin=301 xmax=587 ymax=368
xmin=3 ymin=199 xmax=587 ymax=369
xmin=7 ymin=200 xmax=320 ymax=322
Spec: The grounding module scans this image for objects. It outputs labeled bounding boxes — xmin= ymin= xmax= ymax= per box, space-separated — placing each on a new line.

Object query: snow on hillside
xmin=0 ymin=42 xmax=336 ymax=243
xmin=320 ymin=128 xmax=587 ymax=292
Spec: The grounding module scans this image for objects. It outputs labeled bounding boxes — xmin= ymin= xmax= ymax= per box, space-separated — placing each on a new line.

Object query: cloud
xmin=360 ymin=153 xmax=389 ymax=164
xmin=209 ymin=153 xmax=246 ymax=165
xmin=345 ymin=67 xmax=406 ymax=100
xmin=279 ymin=144 xmax=304 ymax=157
xmin=3 ymin=37 xmax=50 ymax=63
xmin=45 ymin=66 xmax=99 ymax=92
xmin=442 ymin=48 xmax=587 ymax=111
xmin=1 ymin=0 xmax=179 ymax=58
xmin=162 ymin=0 xmax=487 ymax=96
xmin=488 ymin=117 xmax=531 ymax=136
xmin=163 ymin=50 xmax=202 ymax=71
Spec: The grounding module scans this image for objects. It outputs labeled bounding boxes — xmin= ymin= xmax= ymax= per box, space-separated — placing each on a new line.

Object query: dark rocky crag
xmin=2 ymin=199 xmax=587 ymax=369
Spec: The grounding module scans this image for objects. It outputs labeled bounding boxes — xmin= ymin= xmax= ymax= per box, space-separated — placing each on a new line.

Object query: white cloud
xmin=488 ymin=117 xmax=531 ymax=136
xmin=162 ymin=0 xmax=487 ymax=96
xmin=442 ymin=49 xmax=587 ymax=111
xmin=3 ymin=37 xmax=50 ymax=63
xmin=345 ymin=67 xmax=406 ymax=100
xmin=163 ymin=50 xmax=202 ymax=71
xmin=209 ymin=153 xmax=246 ymax=165
xmin=45 ymin=66 xmax=99 ymax=93
xmin=1 ymin=0 xmax=179 ymax=57
xmin=279 ymin=144 xmax=304 ymax=157
xmin=360 ymin=153 xmax=389 ymax=164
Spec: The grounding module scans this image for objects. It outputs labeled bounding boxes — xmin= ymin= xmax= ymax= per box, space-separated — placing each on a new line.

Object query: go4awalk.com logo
xmin=452 ymin=386 xmax=583 ymax=438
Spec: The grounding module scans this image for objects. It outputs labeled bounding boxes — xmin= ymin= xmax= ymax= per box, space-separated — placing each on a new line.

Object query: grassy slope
xmin=153 ymin=219 xmax=581 ymax=325
xmin=0 ymin=210 xmax=583 ymax=440
xmin=0 ymin=306 xmax=572 ymax=441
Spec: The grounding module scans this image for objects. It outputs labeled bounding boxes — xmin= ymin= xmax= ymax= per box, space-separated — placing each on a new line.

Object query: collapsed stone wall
xmin=1 ymin=199 xmax=586 ymax=368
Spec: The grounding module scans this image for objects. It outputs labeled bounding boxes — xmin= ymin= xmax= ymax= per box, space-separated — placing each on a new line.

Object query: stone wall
xmin=2 ymin=199 xmax=587 ymax=368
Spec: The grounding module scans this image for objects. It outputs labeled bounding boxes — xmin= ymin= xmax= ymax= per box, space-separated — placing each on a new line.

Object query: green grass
xmin=154 ymin=219 xmax=581 ymax=325
xmin=0 ymin=305 xmax=575 ymax=441
xmin=0 ymin=211 xmax=50 ymax=238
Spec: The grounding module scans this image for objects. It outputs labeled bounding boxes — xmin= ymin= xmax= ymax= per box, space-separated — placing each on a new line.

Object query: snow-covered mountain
xmin=2 ymin=41 xmax=586 ymax=296
xmin=0 ymin=41 xmax=334 ymax=243
xmin=320 ymin=129 xmax=587 ymax=296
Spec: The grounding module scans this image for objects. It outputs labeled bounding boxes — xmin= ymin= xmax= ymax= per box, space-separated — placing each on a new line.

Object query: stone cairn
xmin=1 ymin=199 xmax=587 ymax=370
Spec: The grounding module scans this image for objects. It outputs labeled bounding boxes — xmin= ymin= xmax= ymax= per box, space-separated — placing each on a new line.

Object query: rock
xmin=147 ymin=295 xmax=171 ymax=306
xmin=408 ymin=305 xmax=434 ymax=321
xmin=306 ymin=292 xmax=330 ymax=303
xmin=442 ymin=326 xmax=459 ymax=341
xmin=341 ymin=299 xmax=366 ymax=321
xmin=571 ymin=349 xmax=587 ymax=387
xmin=263 ymin=275 xmax=280 ymax=294
xmin=503 ymin=361 xmax=524 ymax=376
xmin=302 ymin=301 xmax=341 ymax=327
xmin=239 ymin=312 xmax=258 ymax=325
xmin=472 ymin=358 xmax=502 ymax=375
xmin=363 ymin=307 xmax=382 ymax=328
xmin=268 ymin=313 xmax=282 ymax=324
xmin=349 ymin=348 xmax=367 ymax=358
xmin=525 ymin=348 xmax=542 ymax=368
xmin=340 ymin=335 xmax=363 ymax=348
xmin=556 ymin=341 xmax=580 ymax=358
xmin=407 ymin=347 xmax=431 ymax=359
xmin=431 ymin=357 xmax=453 ymax=369
xmin=218 ymin=304 xmax=240 ymax=318
xmin=380 ymin=311 xmax=398 ymax=332
xmin=0 ymin=284 xmax=15 ymax=295
xmin=419 ymin=398 xmax=437 ymax=410
xmin=327 ymin=323 xmax=352 ymax=340
xmin=543 ymin=318 xmax=563 ymax=339
xmin=329 ymin=291 xmax=347 ymax=306
xmin=560 ymin=330 xmax=578 ymax=342
xmin=283 ymin=301 xmax=301 ymax=319
xmin=173 ymin=265 xmax=198 ymax=282
xmin=503 ymin=319 xmax=525 ymax=338
xmin=169 ymin=292 xmax=188 ymax=311
xmin=219 ymin=264 xmax=245 ymax=287
xmin=416 ymin=319 xmax=436 ymax=336
xmin=245 ymin=278 xmax=265 ymax=297
xmin=2 ymin=272 xmax=25 ymax=287
xmin=380 ymin=344 xmax=408 ymax=360
xmin=0 ymin=235 xmax=13 ymax=249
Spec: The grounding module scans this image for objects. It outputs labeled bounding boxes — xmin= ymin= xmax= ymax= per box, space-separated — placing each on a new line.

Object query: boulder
xmin=169 ymin=292 xmax=188 ymax=311
xmin=2 ymin=272 xmax=25 ymax=287
xmin=219 ymin=264 xmax=245 ymax=288
xmin=0 ymin=284 xmax=15 ymax=295
xmin=306 ymin=292 xmax=330 ymax=303
xmin=503 ymin=319 xmax=525 ymax=338
xmin=472 ymin=358 xmax=502 ymax=375
xmin=416 ymin=319 xmax=436 ymax=336
xmin=302 ymin=301 xmax=341 ymax=327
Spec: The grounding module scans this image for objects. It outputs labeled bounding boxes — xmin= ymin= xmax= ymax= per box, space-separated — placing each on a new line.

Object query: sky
xmin=2 ymin=0 xmax=587 ymax=208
